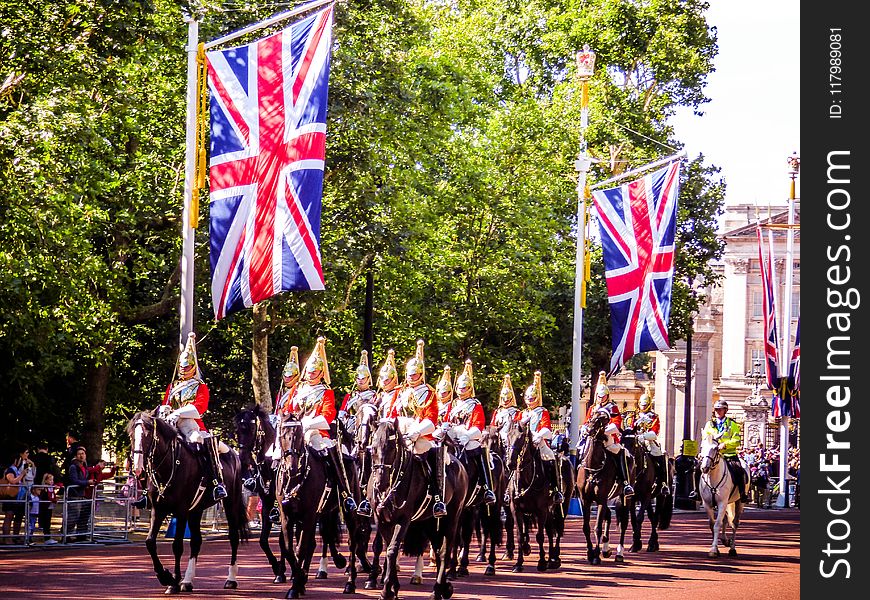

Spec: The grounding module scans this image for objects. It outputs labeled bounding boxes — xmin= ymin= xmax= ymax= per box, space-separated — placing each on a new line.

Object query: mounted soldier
xmin=339 ymin=350 xmax=377 ymax=433
xmin=274 ymin=346 xmax=300 ymax=416
xmin=376 ymin=349 xmax=401 ymax=420
xmin=518 ymin=371 xmax=564 ymax=503
xmin=435 ymin=365 xmax=453 ymax=425
xmin=580 ymin=371 xmax=634 ymax=497
xmin=490 ymin=374 xmax=519 ymax=449
xmin=631 ymin=387 xmax=670 ymax=496
xmin=389 ymin=340 xmax=446 ymax=518
xmin=443 ymin=359 xmax=496 ymax=505
xmin=287 ymin=336 xmax=359 ymax=514
xmin=158 ymin=331 xmax=228 ymax=502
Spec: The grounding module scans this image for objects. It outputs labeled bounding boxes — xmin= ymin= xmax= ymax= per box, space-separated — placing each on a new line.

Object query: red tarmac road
xmin=0 ymin=508 xmax=798 ymax=600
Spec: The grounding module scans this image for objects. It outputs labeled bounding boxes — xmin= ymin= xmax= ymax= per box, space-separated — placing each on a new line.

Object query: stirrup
xmin=132 ymin=495 xmax=149 ymax=510
xmin=243 ymin=477 xmax=257 ymax=492
xmin=483 ymin=489 xmax=497 ymax=505
xmin=356 ymin=499 xmax=372 ymax=517
xmin=660 ymin=484 xmax=670 ymax=496
xmin=622 ymin=483 xmax=635 ymax=497
xmin=688 ymin=490 xmax=698 ymax=499
xmin=552 ymin=490 xmax=565 ymax=504
xmin=213 ymin=483 xmax=228 ymax=501
xmin=269 ymin=506 xmax=281 ymax=524
xmin=433 ymin=498 xmax=447 ymax=518
xmin=343 ymin=495 xmax=358 ymax=513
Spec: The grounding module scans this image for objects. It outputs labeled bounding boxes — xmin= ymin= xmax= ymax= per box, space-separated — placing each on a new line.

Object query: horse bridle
xmin=134 ymin=417 xmax=179 ymax=501
xmin=277 ymin=420 xmax=309 ymax=500
xmin=371 ymin=424 xmax=410 ymax=510
xmin=508 ymin=426 xmax=539 ymax=500
xmin=700 ymin=443 xmax=731 ymax=499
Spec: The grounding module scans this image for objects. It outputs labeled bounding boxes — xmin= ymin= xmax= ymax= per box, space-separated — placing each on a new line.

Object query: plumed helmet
xmin=355 ymin=350 xmax=372 ymax=384
xmin=713 ymin=399 xmax=728 ymax=410
xmin=405 ymin=339 xmax=426 ymax=383
xmin=456 ymin=359 xmax=475 ymax=398
xmin=378 ymin=349 xmax=398 ymax=388
xmin=303 ymin=336 xmax=330 ymax=385
xmin=594 ymin=371 xmax=610 ymax=402
xmin=282 ymin=346 xmax=300 ymax=384
xmin=638 ymin=385 xmax=653 ymax=411
xmin=524 ymin=371 xmax=543 ymax=408
xmin=178 ymin=332 xmax=199 ymax=380
xmin=499 ymin=375 xmax=516 ymax=408
xmin=436 ymin=365 xmax=453 ymax=397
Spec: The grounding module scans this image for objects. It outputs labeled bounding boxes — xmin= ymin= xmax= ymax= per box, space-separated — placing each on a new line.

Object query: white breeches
xmin=446 ymin=424 xmax=482 ymax=452
xmin=535 ymin=440 xmax=556 ymax=461
xmin=641 ymin=438 xmax=664 ymax=457
xmin=304 ymin=430 xmax=336 ymax=452
xmin=396 ymin=416 xmax=435 ymax=454
xmin=178 ymin=418 xmax=204 ymax=444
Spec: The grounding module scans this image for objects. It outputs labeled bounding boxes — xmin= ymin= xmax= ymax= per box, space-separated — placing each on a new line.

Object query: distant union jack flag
xmin=787 ymin=319 xmax=800 ymax=417
xmin=592 ymin=161 xmax=681 ymax=375
xmin=207 ymin=5 xmax=334 ymax=320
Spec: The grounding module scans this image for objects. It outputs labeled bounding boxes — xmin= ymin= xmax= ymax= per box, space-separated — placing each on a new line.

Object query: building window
xmin=791 ymin=290 xmax=800 ymax=319
xmin=751 ymin=289 xmax=763 ymax=319
xmin=749 ymin=348 xmax=764 ymax=374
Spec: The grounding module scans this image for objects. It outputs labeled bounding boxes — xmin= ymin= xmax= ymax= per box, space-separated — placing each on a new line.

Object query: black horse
xmin=368 ymin=418 xmax=469 ymax=600
xmin=617 ymin=427 xmax=673 ymax=555
xmin=275 ymin=416 xmax=367 ymax=598
xmin=504 ymin=420 xmax=559 ymax=573
xmin=233 ymin=405 xmax=288 ymax=583
xmin=128 ymin=410 xmax=250 ymax=594
xmin=575 ymin=410 xmax=626 ymax=565
xmin=459 ymin=426 xmax=507 ymax=577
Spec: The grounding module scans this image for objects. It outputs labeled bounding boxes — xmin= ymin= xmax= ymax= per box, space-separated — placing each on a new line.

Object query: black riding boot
xmin=326 ymin=444 xmax=358 ymax=514
xmin=357 ymin=458 xmax=373 ymax=517
xmin=727 ymin=458 xmax=750 ymax=503
xmin=201 ymin=437 xmax=228 ymax=501
xmin=477 ymin=452 xmax=496 ymax=505
xmin=617 ymin=449 xmax=634 ymax=497
xmin=132 ymin=494 xmax=150 ymax=510
xmin=543 ymin=459 xmax=564 ymax=504
xmin=428 ymin=447 xmax=447 ymax=518
xmin=653 ymin=455 xmax=670 ymax=495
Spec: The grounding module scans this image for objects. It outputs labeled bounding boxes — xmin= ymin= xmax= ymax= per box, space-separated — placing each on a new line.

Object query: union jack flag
xmin=757 ymin=226 xmax=780 ymax=390
xmin=592 ymin=161 xmax=680 ymax=375
xmin=207 ymin=5 xmax=334 ymax=320
xmin=787 ymin=319 xmax=800 ymax=417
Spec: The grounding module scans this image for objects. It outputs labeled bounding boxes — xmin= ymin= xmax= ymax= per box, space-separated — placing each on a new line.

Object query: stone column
xmin=720 ymin=258 xmax=749 ymax=380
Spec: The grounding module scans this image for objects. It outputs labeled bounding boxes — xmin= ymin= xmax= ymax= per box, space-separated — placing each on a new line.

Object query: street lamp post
xmin=570 ymin=45 xmax=595 ymax=455
xmin=775 ymin=152 xmax=799 ymax=508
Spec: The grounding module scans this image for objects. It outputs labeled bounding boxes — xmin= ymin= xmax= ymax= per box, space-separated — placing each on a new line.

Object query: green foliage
xmin=0 ymin=0 xmax=724 ymax=459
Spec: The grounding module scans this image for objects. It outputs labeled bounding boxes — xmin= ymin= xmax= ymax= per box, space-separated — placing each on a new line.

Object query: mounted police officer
xmin=632 ymin=388 xmax=670 ymax=496
xmin=390 ymin=340 xmax=446 ymax=518
xmin=443 ymin=359 xmax=496 ymax=505
xmin=580 ymin=371 xmax=634 ymax=498
xmin=692 ymin=399 xmax=750 ymax=503
xmin=159 ymin=332 xmax=228 ymax=502
xmin=339 ymin=350 xmax=377 ymax=517
xmin=518 ymin=371 xmax=564 ymax=504
xmin=288 ymin=337 xmax=359 ymax=514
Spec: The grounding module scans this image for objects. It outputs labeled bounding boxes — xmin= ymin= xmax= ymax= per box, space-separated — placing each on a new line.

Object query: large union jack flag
xmin=592 ymin=161 xmax=680 ymax=375
xmin=757 ymin=226 xmax=780 ymax=390
xmin=207 ymin=5 xmax=334 ymax=320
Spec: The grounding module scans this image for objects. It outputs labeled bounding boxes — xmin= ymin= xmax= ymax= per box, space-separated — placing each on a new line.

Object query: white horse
xmin=697 ymin=434 xmax=747 ymax=558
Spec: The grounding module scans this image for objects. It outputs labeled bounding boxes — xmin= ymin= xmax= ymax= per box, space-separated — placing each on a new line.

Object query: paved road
xmin=0 ymin=508 xmax=798 ymax=600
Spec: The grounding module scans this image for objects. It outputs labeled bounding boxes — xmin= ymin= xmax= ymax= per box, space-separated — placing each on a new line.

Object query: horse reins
xmin=701 ymin=446 xmax=737 ymax=502
xmin=137 ymin=417 xmax=180 ymax=502
xmin=372 ymin=427 xmax=410 ymax=510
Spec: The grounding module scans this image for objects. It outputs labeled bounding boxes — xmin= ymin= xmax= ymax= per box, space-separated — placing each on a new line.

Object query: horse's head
xmin=620 ymin=426 xmax=638 ymax=454
xmin=587 ymin=409 xmax=611 ymax=438
xmin=352 ymin=403 xmax=379 ymax=451
xmin=233 ymin=404 xmax=274 ymax=473
xmin=277 ymin=416 xmax=306 ymax=475
xmin=698 ymin=434 xmax=721 ymax=474
xmin=369 ymin=418 xmax=405 ymax=517
xmin=127 ymin=409 xmax=158 ymax=477
xmin=481 ymin=426 xmax=503 ymax=455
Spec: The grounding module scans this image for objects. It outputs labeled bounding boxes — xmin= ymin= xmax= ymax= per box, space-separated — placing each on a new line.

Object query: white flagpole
xmin=179 ymin=13 xmax=199 ymax=351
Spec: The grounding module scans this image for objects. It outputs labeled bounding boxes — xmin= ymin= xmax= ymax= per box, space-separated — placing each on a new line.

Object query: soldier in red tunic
xmin=581 ymin=371 xmax=634 ymax=497
xmin=435 ymin=365 xmax=453 ymax=425
xmin=274 ymin=346 xmax=300 ymax=416
xmin=376 ymin=349 xmax=401 ymax=419
xmin=518 ymin=371 xmax=564 ymax=503
xmin=289 ymin=337 xmax=358 ymax=514
xmin=390 ymin=340 xmax=446 ymax=518
xmin=632 ymin=388 xmax=670 ymax=495
xmin=444 ymin=359 xmax=496 ymax=505
xmin=490 ymin=374 xmax=519 ymax=448
xmin=159 ymin=332 xmax=227 ymax=501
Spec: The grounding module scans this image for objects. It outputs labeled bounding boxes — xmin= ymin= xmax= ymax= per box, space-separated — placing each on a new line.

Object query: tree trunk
xmin=82 ymin=362 xmax=111 ymax=465
xmin=364 ymin=268 xmax=374 ymax=357
xmin=252 ymin=302 xmax=272 ymax=411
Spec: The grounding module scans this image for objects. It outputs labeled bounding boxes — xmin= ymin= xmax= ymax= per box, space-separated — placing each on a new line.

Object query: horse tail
xmin=657 ymin=493 xmax=674 ymax=530
xmin=225 ymin=455 xmax=251 ymax=543
xmin=401 ymin=521 xmax=428 ymax=557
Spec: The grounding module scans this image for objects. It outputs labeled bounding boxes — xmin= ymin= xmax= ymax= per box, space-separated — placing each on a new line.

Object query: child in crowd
xmin=38 ymin=473 xmax=59 ymax=544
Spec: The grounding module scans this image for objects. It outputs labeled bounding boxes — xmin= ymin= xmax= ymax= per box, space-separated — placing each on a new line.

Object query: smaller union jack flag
xmin=207 ymin=5 xmax=334 ymax=320
xmin=782 ymin=318 xmax=800 ymax=418
xmin=592 ymin=161 xmax=680 ymax=375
